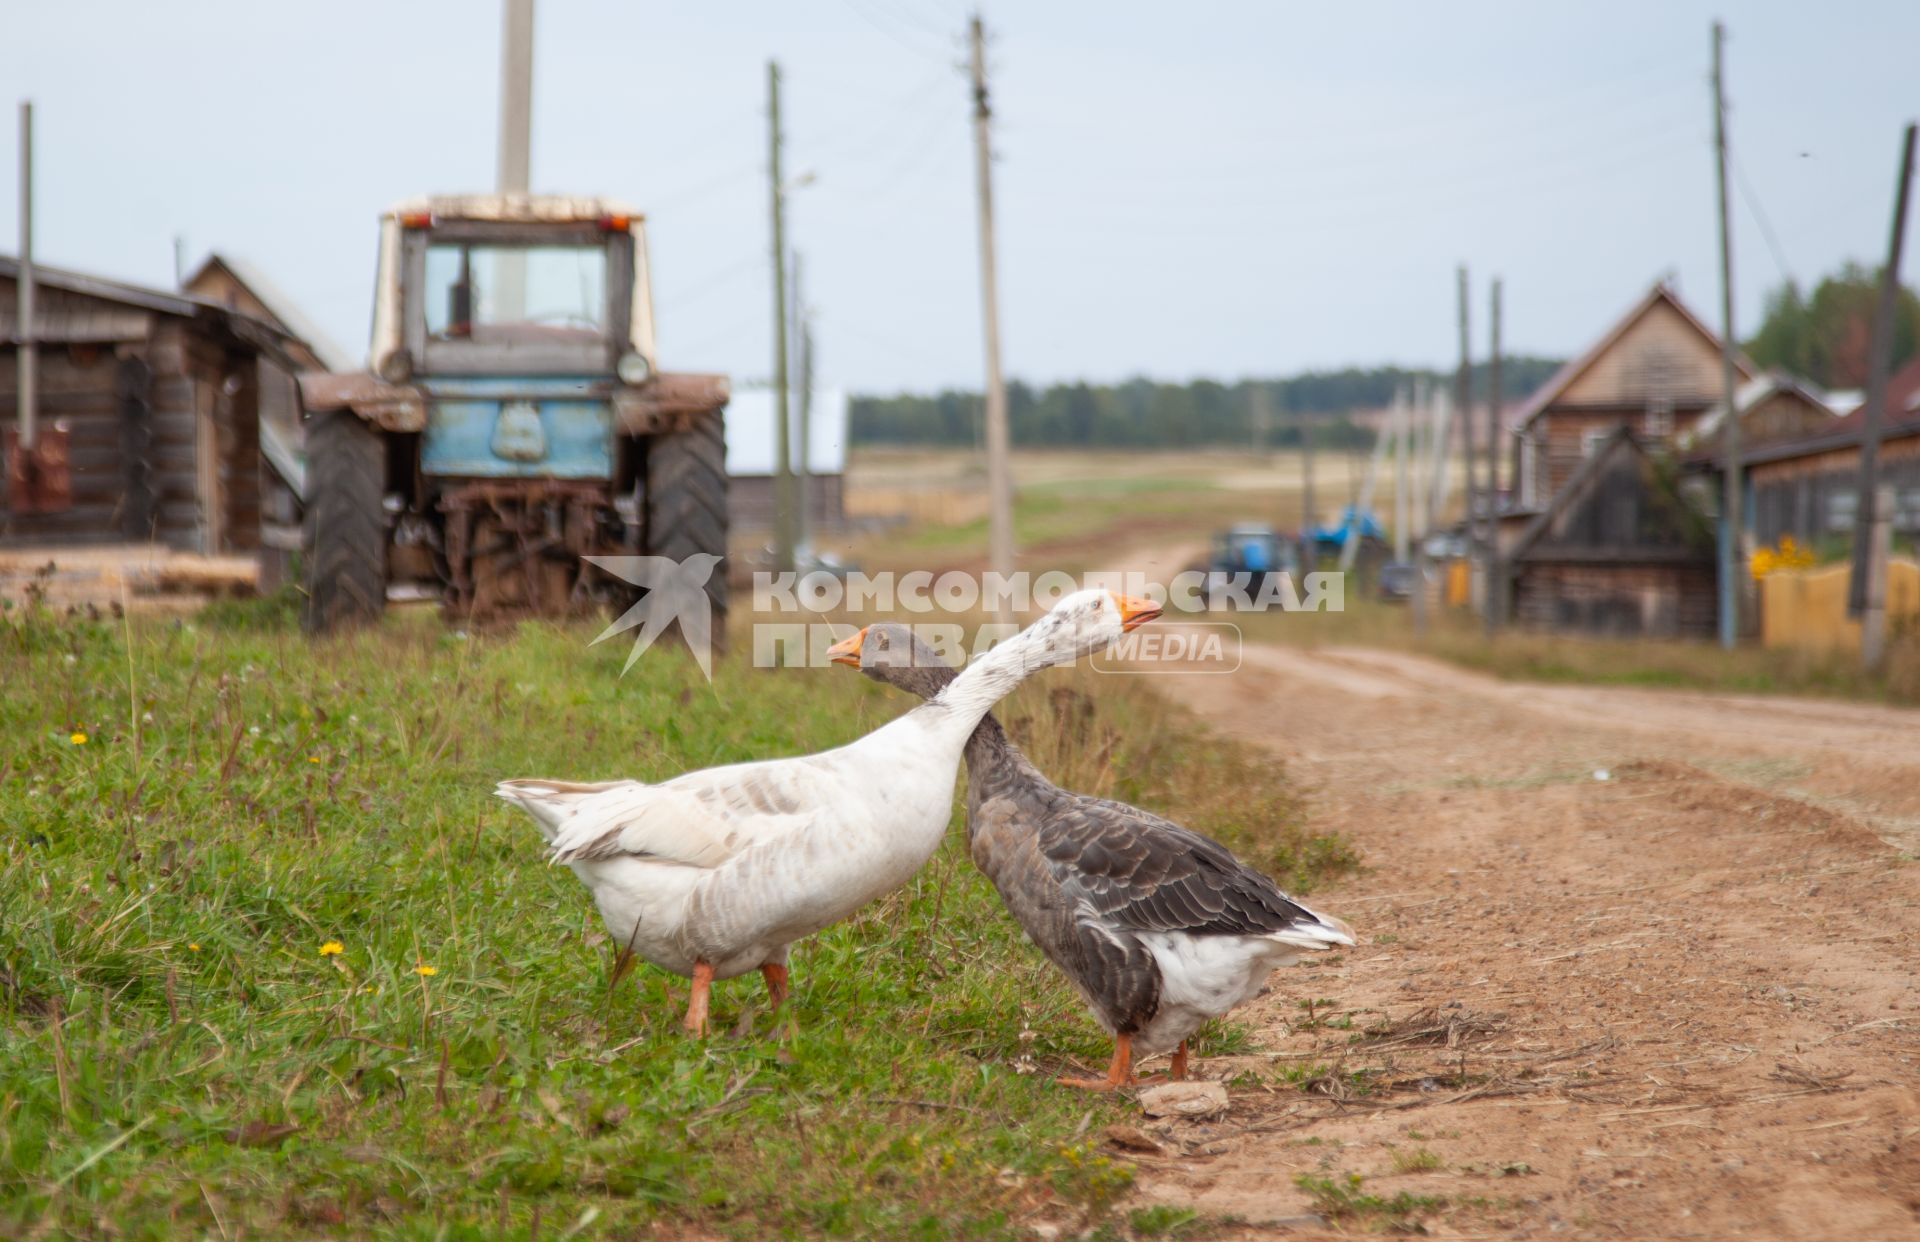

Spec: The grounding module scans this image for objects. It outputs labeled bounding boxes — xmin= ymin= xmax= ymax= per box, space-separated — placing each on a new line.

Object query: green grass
xmin=1294 ymin=1172 xmax=1443 ymax=1229
xmin=0 ymin=599 xmax=1349 ymax=1238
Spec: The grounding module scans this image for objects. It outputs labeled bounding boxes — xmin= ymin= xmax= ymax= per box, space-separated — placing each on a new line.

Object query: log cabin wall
xmin=2 ymin=265 xmax=275 ymax=554
xmin=140 ymin=320 xmax=208 ymax=550
xmin=1513 ymin=561 xmax=1719 ymax=638
xmin=0 ymin=343 xmax=143 ymax=545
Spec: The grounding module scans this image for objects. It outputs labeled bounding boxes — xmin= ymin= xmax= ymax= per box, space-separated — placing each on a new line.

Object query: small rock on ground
xmin=1137 ymin=1080 xmax=1229 ymax=1118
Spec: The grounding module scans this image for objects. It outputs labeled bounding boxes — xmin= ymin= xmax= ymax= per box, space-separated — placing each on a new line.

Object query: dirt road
xmin=1130 ymin=646 xmax=1920 ymax=1239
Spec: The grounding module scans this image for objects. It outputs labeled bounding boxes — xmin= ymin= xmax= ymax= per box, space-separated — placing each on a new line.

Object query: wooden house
xmin=1735 ymin=357 xmax=1920 ymax=548
xmin=2 ymin=256 xmax=290 ymax=553
xmin=1681 ymin=372 xmax=1836 ymax=457
xmin=1505 ymin=427 xmax=1718 ymax=639
xmin=183 ymin=254 xmax=354 ymax=584
xmin=1511 ymin=283 xmax=1753 ymax=506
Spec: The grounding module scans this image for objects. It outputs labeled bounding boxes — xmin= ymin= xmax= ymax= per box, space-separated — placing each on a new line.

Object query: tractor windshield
xmin=424 ymin=243 xmax=609 ymax=345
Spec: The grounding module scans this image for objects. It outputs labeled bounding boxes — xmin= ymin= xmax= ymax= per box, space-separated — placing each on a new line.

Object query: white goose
xmin=496 ymin=587 xmax=1163 ymax=1034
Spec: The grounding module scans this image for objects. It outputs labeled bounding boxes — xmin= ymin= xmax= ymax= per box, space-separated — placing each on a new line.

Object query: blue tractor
xmin=296 ymin=194 xmax=730 ymax=632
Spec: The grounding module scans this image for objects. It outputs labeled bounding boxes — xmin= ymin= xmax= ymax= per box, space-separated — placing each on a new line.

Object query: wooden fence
xmin=1759 ymin=558 xmax=1920 ymax=653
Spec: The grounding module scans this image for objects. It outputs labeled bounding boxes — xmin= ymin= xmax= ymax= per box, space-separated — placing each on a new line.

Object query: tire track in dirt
xmin=1121 ymin=647 xmax=1920 ymax=1240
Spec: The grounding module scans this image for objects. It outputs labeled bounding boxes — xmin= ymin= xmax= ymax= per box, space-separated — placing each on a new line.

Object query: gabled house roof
xmin=1513 ymin=282 xmax=1755 ymax=429
xmin=1683 ymin=370 xmax=1835 ymax=446
xmin=1728 ymin=356 xmax=1920 ymax=468
xmin=184 ymin=253 xmax=356 ymax=373
xmin=1509 ymin=426 xmax=1713 ymax=564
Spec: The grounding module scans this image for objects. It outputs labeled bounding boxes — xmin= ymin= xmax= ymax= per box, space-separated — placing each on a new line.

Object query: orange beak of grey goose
xmin=826 ymin=627 xmax=867 ymax=667
xmin=1111 ymin=592 xmax=1163 ymax=632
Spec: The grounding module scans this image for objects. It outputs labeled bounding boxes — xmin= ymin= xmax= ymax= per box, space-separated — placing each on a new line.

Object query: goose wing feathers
xmin=1039 ymin=797 xmax=1325 ymax=938
xmin=529 ymin=762 xmax=823 ymax=867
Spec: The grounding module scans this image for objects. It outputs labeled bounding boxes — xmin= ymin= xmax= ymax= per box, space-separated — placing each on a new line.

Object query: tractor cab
xmin=296 ymin=194 xmax=729 ymax=630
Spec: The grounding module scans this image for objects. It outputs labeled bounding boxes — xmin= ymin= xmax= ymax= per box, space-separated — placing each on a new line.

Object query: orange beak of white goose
xmin=1111 ymin=592 xmax=1163 ymax=632
xmin=826 ymin=628 xmax=867 ymax=667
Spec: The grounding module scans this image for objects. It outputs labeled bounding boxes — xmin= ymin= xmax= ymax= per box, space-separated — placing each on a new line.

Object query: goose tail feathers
xmin=494 ymin=778 xmax=627 ymax=845
xmin=1267 ymin=908 xmax=1357 ymax=952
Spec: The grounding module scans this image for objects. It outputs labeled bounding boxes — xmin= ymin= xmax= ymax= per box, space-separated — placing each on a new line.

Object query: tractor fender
xmin=297 ymin=370 xmax=427 ymax=433
xmin=613 ymin=371 xmax=730 ymax=435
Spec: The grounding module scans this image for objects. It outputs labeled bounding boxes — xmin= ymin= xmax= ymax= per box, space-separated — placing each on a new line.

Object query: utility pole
xmin=793 ymin=251 xmax=815 ymax=557
xmin=496 ymin=0 xmax=534 ymax=318
xmin=1340 ymin=412 xmax=1391 ymax=573
xmin=1249 ymin=385 xmax=1269 ymax=456
xmin=768 ymin=60 xmax=796 ymax=573
xmin=1455 ymin=266 xmax=1474 ymax=609
xmin=970 ymin=14 xmax=1014 ymax=620
xmin=1485 ymin=278 xmax=1504 ymax=636
xmin=1392 ymin=386 xmax=1409 ymax=564
xmin=1411 ymin=380 xmax=1435 ymax=635
xmin=1849 ymin=122 xmax=1915 ymax=631
xmin=1711 ymin=20 xmax=1742 ymax=649
xmin=16 ymin=100 xmax=36 ymax=454
xmin=1301 ymin=398 xmax=1317 ymax=572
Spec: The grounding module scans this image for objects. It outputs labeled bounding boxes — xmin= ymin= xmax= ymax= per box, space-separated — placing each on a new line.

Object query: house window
xmin=1827 ymin=489 xmax=1858 ymax=533
xmin=1645 ymin=399 xmax=1673 ymax=441
xmin=1582 ymin=429 xmax=1609 ymax=458
xmin=1898 ymin=488 xmax=1920 ymax=533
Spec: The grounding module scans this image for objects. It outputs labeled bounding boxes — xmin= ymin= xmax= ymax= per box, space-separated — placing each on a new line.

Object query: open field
xmin=839 ymin=447 xmax=1456 ymax=574
xmin=0 ymin=598 xmax=1350 ymax=1239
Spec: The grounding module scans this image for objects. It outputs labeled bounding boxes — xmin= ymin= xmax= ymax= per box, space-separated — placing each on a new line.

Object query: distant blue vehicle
xmin=1207 ymin=523 xmax=1301 ymax=579
xmin=1312 ymin=505 xmax=1387 ymax=551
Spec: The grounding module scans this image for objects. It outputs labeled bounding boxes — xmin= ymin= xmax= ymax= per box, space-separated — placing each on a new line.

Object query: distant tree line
xmin=849 ymin=359 xmax=1566 ymax=449
xmin=1745 ymin=262 xmax=1920 ymax=391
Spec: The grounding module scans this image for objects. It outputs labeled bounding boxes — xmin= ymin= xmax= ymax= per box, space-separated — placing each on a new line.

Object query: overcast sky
xmin=2 ymin=2 xmax=1915 ymax=395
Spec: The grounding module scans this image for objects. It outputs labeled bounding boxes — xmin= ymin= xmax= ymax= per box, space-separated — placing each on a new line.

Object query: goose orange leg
xmin=1170 ymin=1040 xmax=1189 ymax=1082
xmin=683 ymin=961 xmax=715 ymax=1036
xmin=1058 ymin=1034 xmax=1134 ymax=1092
xmin=760 ymin=962 xmax=791 ymax=1011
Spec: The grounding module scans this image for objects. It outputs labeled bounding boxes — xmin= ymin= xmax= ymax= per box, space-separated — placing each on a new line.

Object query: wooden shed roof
xmin=0 ymin=254 xmax=297 ymax=364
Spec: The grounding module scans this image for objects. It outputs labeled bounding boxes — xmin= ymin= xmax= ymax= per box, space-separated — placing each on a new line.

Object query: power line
xmin=657 ymin=251 xmax=763 ymax=308
xmin=837 ymin=0 xmax=953 ymax=63
xmin=1728 ymin=145 xmax=1795 ymax=290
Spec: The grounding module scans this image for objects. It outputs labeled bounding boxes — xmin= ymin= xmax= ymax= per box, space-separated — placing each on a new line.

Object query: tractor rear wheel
xmin=302 ymin=408 xmax=388 ymax=633
xmin=645 ymin=413 xmax=729 ymax=650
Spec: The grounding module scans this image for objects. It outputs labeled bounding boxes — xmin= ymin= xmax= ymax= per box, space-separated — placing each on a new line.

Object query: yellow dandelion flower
xmin=187 ymin=942 xmax=201 ymax=952
xmin=319 ymin=941 xmax=344 ymax=957
xmin=414 ymin=964 xmax=438 ymax=977
xmin=308 ymin=755 xmax=322 ymax=764
xmin=69 ymin=731 xmax=88 ymax=746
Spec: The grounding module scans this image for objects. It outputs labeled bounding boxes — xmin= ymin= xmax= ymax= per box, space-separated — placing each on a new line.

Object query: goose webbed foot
xmin=1057 ymin=1034 xmax=1135 ymax=1092
xmin=683 ymin=961 xmax=715 ymax=1037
